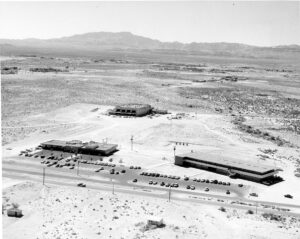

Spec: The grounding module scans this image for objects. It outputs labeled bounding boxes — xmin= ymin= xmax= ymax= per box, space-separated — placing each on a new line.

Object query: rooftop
xmin=41 ymin=140 xmax=117 ymax=150
xmin=179 ymin=152 xmax=278 ymax=174
xmin=116 ymin=103 xmax=151 ymax=109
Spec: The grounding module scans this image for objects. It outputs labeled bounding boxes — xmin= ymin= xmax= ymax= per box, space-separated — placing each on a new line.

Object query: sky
xmin=0 ymin=1 xmax=299 ymax=46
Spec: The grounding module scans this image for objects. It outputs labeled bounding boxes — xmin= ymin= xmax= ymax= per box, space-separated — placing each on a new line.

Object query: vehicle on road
xmin=77 ymin=183 xmax=86 ymax=187
xmin=284 ymin=194 xmax=293 ymax=199
xmin=205 ymin=187 xmax=209 ymax=192
xmin=132 ymin=179 xmax=138 ymax=183
xmin=249 ymin=193 xmax=258 ymax=197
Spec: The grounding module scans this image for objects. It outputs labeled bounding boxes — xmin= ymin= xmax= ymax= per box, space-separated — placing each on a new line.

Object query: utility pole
xmin=77 ymin=160 xmax=80 ymax=176
xmin=255 ymin=201 xmax=258 ymax=214
xmin=130 ymin=135 xmax=134 ymax=151
xmin=173 ymin=146 xmax=176 ymax=157
xmin=111 ymin=178 xmax=115 ymax=195
xmin=42 ymin=167 xmax=45 ymax=185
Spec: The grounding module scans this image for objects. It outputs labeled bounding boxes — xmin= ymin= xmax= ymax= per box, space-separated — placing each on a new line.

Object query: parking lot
xmin=20 ymin=148 xmax=248 ymax=197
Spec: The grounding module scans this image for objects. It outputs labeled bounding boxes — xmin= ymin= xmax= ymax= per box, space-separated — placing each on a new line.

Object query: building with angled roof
xmin=41 ymin=140 xmax=118 ymax=156
xmin=175 ymin=152 xmax=280 ymax=182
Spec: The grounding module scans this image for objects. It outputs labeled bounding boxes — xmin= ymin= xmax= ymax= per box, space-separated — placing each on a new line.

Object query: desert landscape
xmin=1 ymin=0 xmax=300 ymax=230
xmin=1 ymin=36 xmax=300 ymax=238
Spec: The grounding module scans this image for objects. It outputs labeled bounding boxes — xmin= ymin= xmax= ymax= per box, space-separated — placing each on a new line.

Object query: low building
xmin=109 ymin=104 xmax=152 ymax=117
xmin=7 ymin=208 xmax=23 ymax=218
xmin=41 ymin=140 xmax=118 ymax=156
xmin=175 ymin=152 xmax=280 ymax=182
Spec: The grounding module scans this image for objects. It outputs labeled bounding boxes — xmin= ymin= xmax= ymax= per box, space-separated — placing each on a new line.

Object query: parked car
xmin=184 ymin=177 xmax=189 ymax=181
xmin=190 ymin=185 xmax=195 ymax=190
xmin=238 ymin=184 xmax=243 ymax=187
xmin=132 ymin=179 xmax=138 ymax=183
xmin=249 ymin=193 xmax=258 ymax=197
xmin=153 ymin=181 xmax=158 ymax=185
xmin=205 ymin=187 xmax=209 ymax=192
xmin=110 ymin=169 xmax=115 ymax=174
xmin=226 ymin=190 xmax=230 ymax=195
xmin=149 ymin=180 xmax=153 ymax=185
xmin=160 ymin=182 xmax=165 ymax=186
xmin=186 ymin=185 xmax=191 ymax=189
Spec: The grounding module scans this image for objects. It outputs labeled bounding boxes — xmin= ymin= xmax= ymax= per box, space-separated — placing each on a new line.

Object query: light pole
xmin=42 ymin=167 xmax=46 ymax=185
xmin=173 ymin=146 xmax=176 ymax=157
xmin=130 ymin=135 xmax=134 ymax=151
xmin=168 ymin=186 xmax=171 ymax=202
xmin=77 ymin=160 xmax=80 ymax=176
xmin=111 ymin=178 xmax=115 ymax=195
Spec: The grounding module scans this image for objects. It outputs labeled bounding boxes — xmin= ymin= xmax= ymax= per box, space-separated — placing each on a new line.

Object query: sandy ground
xmin=3 ymin=103 xmax=300 ymax=206
xmin=2 ymin=179 xmax=300 ymax=239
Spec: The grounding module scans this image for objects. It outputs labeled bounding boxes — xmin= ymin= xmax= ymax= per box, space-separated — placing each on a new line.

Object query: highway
xmin=3 ymin=157 xmax=300 ymax=218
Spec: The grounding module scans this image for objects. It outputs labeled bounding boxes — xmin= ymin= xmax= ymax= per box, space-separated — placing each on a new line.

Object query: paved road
xmin=3 ymin=159 xmax=300 ymax=218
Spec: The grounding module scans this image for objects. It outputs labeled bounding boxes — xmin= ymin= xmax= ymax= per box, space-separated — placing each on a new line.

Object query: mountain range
xmin=1 ymin=32 xmax=300 ymax=59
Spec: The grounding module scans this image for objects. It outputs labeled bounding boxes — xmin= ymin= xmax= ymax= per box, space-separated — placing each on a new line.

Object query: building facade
xmin=109 ymin=104 xmax=152 ymax=117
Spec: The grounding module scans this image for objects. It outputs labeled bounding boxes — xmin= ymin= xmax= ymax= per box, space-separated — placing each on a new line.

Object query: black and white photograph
xmin=1 ymin=1 xmax=300 ymax=238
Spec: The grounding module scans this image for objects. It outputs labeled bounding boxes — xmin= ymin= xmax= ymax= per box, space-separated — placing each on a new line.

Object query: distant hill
xmin=1 ymin=32 xmax=300 ymax=59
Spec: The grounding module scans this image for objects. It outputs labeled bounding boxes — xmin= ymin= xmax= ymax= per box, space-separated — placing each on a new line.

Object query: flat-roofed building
xmin=41 ymin=140 xmax=118 ymax=156
xmin=175 ymin=152 xmax=280 ymax=182
xmin=109 ymin=104 xmax=152 ymax=117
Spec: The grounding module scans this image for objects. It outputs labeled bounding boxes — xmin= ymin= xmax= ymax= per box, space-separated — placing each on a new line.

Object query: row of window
xmin=116 ymin=109 xmax=137 ymax=114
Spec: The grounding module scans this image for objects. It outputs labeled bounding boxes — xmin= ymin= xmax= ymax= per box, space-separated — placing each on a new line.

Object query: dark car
xmin=238 ymin=184 xmax=243 ymax=187
xmin=184 ymin=177 xmax=189 ymax=181
xmin=133 ymin=179 xmax=138 ymax=183
xmin=226 ymin=190 xmax=230 ymax=195
xmin=77 ymin=183 xmax=86 ymax=187
xmin=160 ymin=182 xmax=165 ymax=186
xmin=121 ymin=169 xmax=126 ymax=173
xmin=110 ymin=169 xmax=115 ymax=174
xmin=249 ymin=193 xmax=258 ymax=197
xmin=205 ymin=187 xmax=209 ymax=192
xmin=149 ymin=180 xmax=153 ymax=185
xmin=284 ymin=194 xmax=293 ymax=199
